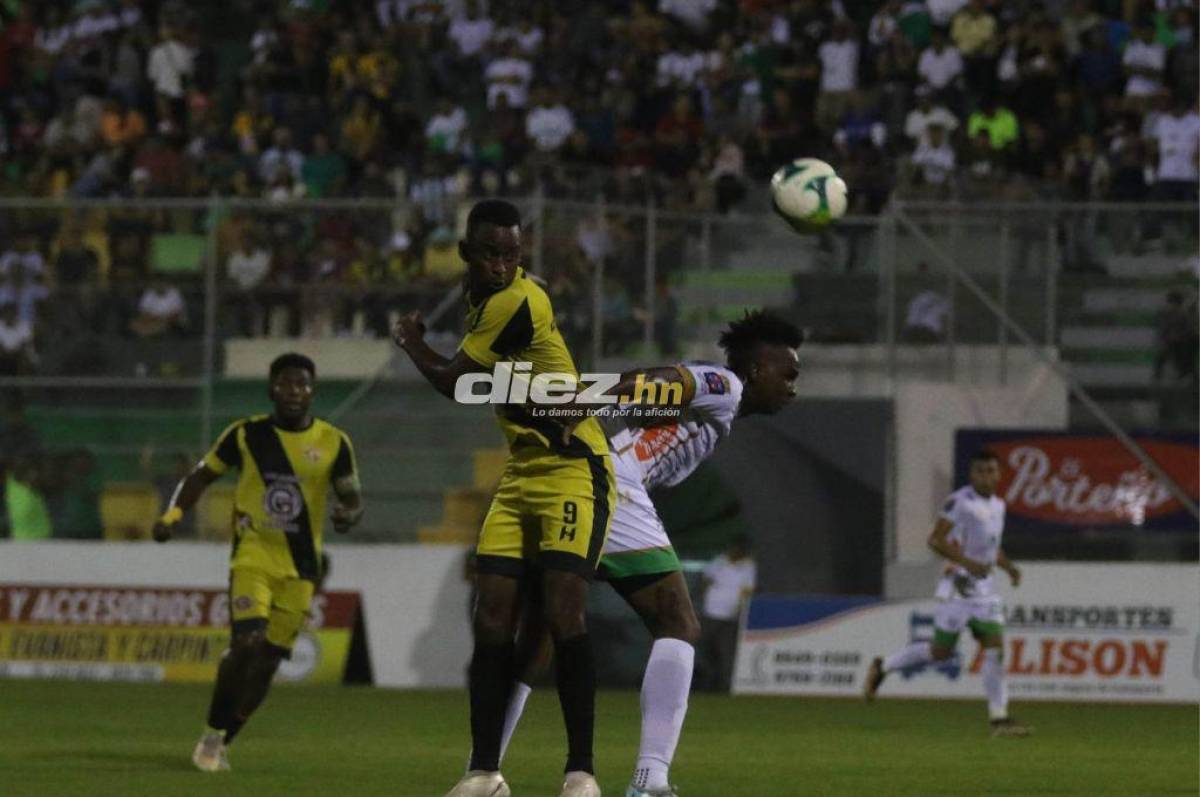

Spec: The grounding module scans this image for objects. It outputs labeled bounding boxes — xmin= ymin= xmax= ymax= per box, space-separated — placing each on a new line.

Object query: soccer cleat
xmin=444 ymin=770 xmax=510 ymax=797
xmin=863 ymin=656 xmax=886 ymax=701
xmin=625 ymin=786 xmax=678 ymax=796
xmin=561 ymin=771 xmax=602 ymax=797
xmin=990 ymin=718 xmax=1033 ymax=738
xmin=191 ymin=730 xmax=229 ymax=773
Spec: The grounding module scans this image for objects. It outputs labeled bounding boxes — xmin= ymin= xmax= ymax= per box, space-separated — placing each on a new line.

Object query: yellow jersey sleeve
xmin=203 ymin=420 xmax=244 ymax=475
xmin=460 ymin=284 xmax=541 ymax=369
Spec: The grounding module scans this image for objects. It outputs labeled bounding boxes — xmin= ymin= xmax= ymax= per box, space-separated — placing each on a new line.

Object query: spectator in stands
xmin=484 ymin=41 xmax=533 ymax=110
xmin=5 ymin=455 xmax=52 ymax=541
xmin=146 ymin=23 xmax=195 ymax=130
xmin=99 ymin=96 xmax=147 ymax=147
xmin=906 ymin=84 xmax=959 ymax=148
xmin=697 ymin=534 xmax=757 ymax=693
xmin=709 ymin=134 xmax=747 ymax=213
xmin=340 ymin=94 xmax=382 ymax=166
xmin=1153 ymin=289 xmax=1199 ymax=425
xmin=51 ymin=225 xmax=102 ymax=331
xmin=903 ymin=263 xmax=951 ymax=343
xmin=1148 ymin=93 xmax=1200 ymax=203
xmin=129 ymin=278 xmax=187 ymax=338
xmin=968 ymin=94 xmax=1019 ymax=151
xmin=907 ymin=123 xmax=957 ymax=198
xmin=833 ymin=92 xmax=887 ymax=155
xmin=951 ymin=0 xmax=999 ymax=97
xmin=48 ymin=449 xmax=103 ymax=540
xmin=0 ymin=235 xmax=46 ymax=282
xmin=1123 ymin=21 xmax=1166 ymax=112
xmin=917 ymin=27 xmax=964 ymax=99
xmin=816 ymin=19 xmax=860 ymax=133
xmin=258 ymin=126 xmax=305 ymax=184
xmin=226 ymin=236 xmax=272 ymax=336
xmin=302 ymin=133 xmax=347 ymax=198
xmin=0 ymin=303 xmax=36 ymax=376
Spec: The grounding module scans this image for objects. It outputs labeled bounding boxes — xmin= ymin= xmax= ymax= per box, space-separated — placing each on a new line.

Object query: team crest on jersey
xmin=264 ymin=477 xmax=304 ymax=529
xmin=303 ymin=446 xmax=322 ymax=463
xmin=703 ymin=371 xmax=729 ymax=395
xmin=233 ymin=595 xmax=254 ymax=612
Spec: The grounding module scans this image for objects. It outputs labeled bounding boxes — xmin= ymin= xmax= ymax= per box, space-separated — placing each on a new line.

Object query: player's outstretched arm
xmin=997 ymin=549 xmax=1021 ymax=587
xmin=927 ymin=517 xmax=989 ymax=578
xmin=392 ymin=311 xmax=489 ymax=399
xmin=152 ymin=463 xmax=220 ymax=543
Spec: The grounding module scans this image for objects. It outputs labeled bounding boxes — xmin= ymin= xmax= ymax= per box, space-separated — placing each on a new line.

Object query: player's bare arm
xmin=996 ymin=549 xmax=1021 ymax=587
xmin=927 ymin=517 xmax=990 ymax=578
xmin=392 ymin=310 xmax=489 ymax=399
xmin=152 ymin=463 xmax=221 ymax=542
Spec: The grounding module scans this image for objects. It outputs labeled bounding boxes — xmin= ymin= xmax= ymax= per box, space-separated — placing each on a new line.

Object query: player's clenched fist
xmin=391 ymin=311 xmax=426 ymax=349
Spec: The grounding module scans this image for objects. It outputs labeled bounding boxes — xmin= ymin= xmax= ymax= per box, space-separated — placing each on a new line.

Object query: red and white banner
xmin=734 ymin=564 xmax=1200 ymax=703
xmin=955 ymin=430 xmax=1199 ymax=532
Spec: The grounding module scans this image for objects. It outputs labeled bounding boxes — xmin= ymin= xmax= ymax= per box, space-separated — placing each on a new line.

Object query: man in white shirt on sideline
xmin=699 ymin=534 xmax=757 ymax=694
xmin=865 ymin=449 xmax=1030 ymax=738
xmin=1123 ymin=22 xmax=1166 ymax=108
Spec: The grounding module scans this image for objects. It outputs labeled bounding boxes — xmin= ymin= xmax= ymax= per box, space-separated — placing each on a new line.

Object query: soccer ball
xmin=770 ymin=158 xmax=848 ymax=234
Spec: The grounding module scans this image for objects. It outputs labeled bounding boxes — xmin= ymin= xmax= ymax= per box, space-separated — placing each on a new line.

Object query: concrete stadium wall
xmin=0 ymin=542 xmax=473 ymax=688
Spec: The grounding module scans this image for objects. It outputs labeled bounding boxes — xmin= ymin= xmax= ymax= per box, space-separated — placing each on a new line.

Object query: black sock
xmin=554 ymin=633 xmax=595 ymax=775
xmin=206 ymin=651 xmax=241 ymax=737
xmin=467 ymin=641 xmax=516 ymax=772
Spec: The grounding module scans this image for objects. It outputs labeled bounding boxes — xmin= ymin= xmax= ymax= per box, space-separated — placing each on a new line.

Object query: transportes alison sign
xmin=734 ymin=564 xmax=1200 ymax=704
xmin=0 ymin=584 xmax=360 ymax=684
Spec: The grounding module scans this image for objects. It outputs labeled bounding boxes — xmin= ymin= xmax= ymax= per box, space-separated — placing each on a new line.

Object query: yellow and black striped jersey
xmin=460 ymin=267 xmax=608 ymax=459
xmin=203 ymin=415 xmax=358 ymax=579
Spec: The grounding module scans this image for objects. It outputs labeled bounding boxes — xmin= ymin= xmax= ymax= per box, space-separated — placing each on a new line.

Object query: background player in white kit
xmin=493 ymin=310 xmax=802 ymax=797
xmin=863 ymin=449 xmax=1030 ymax=737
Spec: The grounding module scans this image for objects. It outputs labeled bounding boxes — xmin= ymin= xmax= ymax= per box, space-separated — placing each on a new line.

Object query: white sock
xmin=883 ymin=641 xmax=932 ymax=673
xmin=982 ymin=647 xmax=1008 ymax=721
xmin=632 ymin=638 xmax=694 ymax=791
xmin=497 ymin=681 xmax=532 ymax=764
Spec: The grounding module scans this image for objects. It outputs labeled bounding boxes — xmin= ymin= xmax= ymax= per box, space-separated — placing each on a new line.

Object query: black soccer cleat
xmin=864 ymin=656 xmax=886 ymax=701
xmin=990 ymin=717 xmax=1033 ymax=738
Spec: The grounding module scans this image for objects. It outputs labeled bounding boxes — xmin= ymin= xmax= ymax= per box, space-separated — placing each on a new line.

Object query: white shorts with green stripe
xmin=597 ymin=459 xmax=681 ymax=581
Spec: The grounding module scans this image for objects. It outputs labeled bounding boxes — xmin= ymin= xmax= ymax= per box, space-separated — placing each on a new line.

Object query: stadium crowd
xmin=0 ymin=0 xmax=1195 ymax=355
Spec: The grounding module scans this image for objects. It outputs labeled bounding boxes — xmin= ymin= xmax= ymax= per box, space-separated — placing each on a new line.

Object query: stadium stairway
xmin=1057 ymin=258 xmax=1196 ymax=427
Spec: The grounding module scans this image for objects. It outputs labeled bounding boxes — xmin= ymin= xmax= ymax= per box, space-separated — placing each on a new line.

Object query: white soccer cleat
xmin=444 ymin=770 xmax=511 ymax=797
xmin=191 ymin=730 xmax=229 ymax=772
xmin=625 ymin=786 xmax=678 ymax=796
xmin=561 ymin=771 xmax=602 ymax=797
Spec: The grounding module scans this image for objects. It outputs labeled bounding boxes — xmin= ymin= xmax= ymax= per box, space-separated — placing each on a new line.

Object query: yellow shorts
xmin=476 ymin=447 xmax=616 ymax=579
xmin=229 ymin=567 xmax=314 ymax=651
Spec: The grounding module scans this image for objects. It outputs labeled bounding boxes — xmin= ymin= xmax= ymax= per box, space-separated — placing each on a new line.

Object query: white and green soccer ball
xmin=770 ymin=158 xmax=848 ymax=234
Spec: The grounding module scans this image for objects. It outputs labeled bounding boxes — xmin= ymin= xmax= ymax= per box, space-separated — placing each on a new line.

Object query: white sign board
xmin=735 ymin=564 xmax=1200 ymax=703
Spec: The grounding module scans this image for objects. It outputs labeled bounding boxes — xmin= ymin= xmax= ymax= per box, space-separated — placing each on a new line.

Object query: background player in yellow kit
xmin=152 ymin=352 xmax=363 ymax=772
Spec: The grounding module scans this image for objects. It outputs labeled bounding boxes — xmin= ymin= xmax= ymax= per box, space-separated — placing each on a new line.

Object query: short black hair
xmin=718 ymin=310 xmax=804 ymax=373
xmin=466 ymin=199 xmax=522 ymax=238
xmin=269 ymin=353 xmax=315 ymax=381
xmin=970 ymin=448 xmax=999 ymax=465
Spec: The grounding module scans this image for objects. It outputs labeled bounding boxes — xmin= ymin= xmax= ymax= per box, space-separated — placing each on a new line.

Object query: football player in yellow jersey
xmin=393 ymin=199 xmax=614 ymax=797
xmin=151 ymin=353 xmax=363 ymax=772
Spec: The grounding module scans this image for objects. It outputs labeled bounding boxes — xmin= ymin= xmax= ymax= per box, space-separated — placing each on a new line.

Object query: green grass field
xmin=1 ymin=680 xmax=1195 ymax=796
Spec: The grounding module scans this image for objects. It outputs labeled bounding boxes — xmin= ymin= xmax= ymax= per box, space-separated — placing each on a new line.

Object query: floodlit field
xmin=1 ymin=680 xmax=1195 ymax=796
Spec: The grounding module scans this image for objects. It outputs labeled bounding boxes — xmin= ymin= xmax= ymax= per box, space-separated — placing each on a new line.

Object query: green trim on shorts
xmin=933 ymin=619 xmax=1005 ymax=649
xmin=598 ymin=546 xmax=681 ymax=579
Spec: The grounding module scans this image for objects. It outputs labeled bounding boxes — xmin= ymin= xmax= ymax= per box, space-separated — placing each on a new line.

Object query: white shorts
xmin=933 ymin=594 xmax=1005 ymax=641
xmin=597 ymin=456 xmax=679 ymax=580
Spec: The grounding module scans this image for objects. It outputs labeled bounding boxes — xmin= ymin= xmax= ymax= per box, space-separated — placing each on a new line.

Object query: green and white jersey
xmin=935 ymin=485 xmax=1005 ymax=600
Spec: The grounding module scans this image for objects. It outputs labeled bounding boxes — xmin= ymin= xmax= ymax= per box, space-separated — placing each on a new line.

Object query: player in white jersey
xmin=864 ymin=450 xmax=1030 ymax=737
xmin=491 ymin=311 xmax=802 ymax=797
